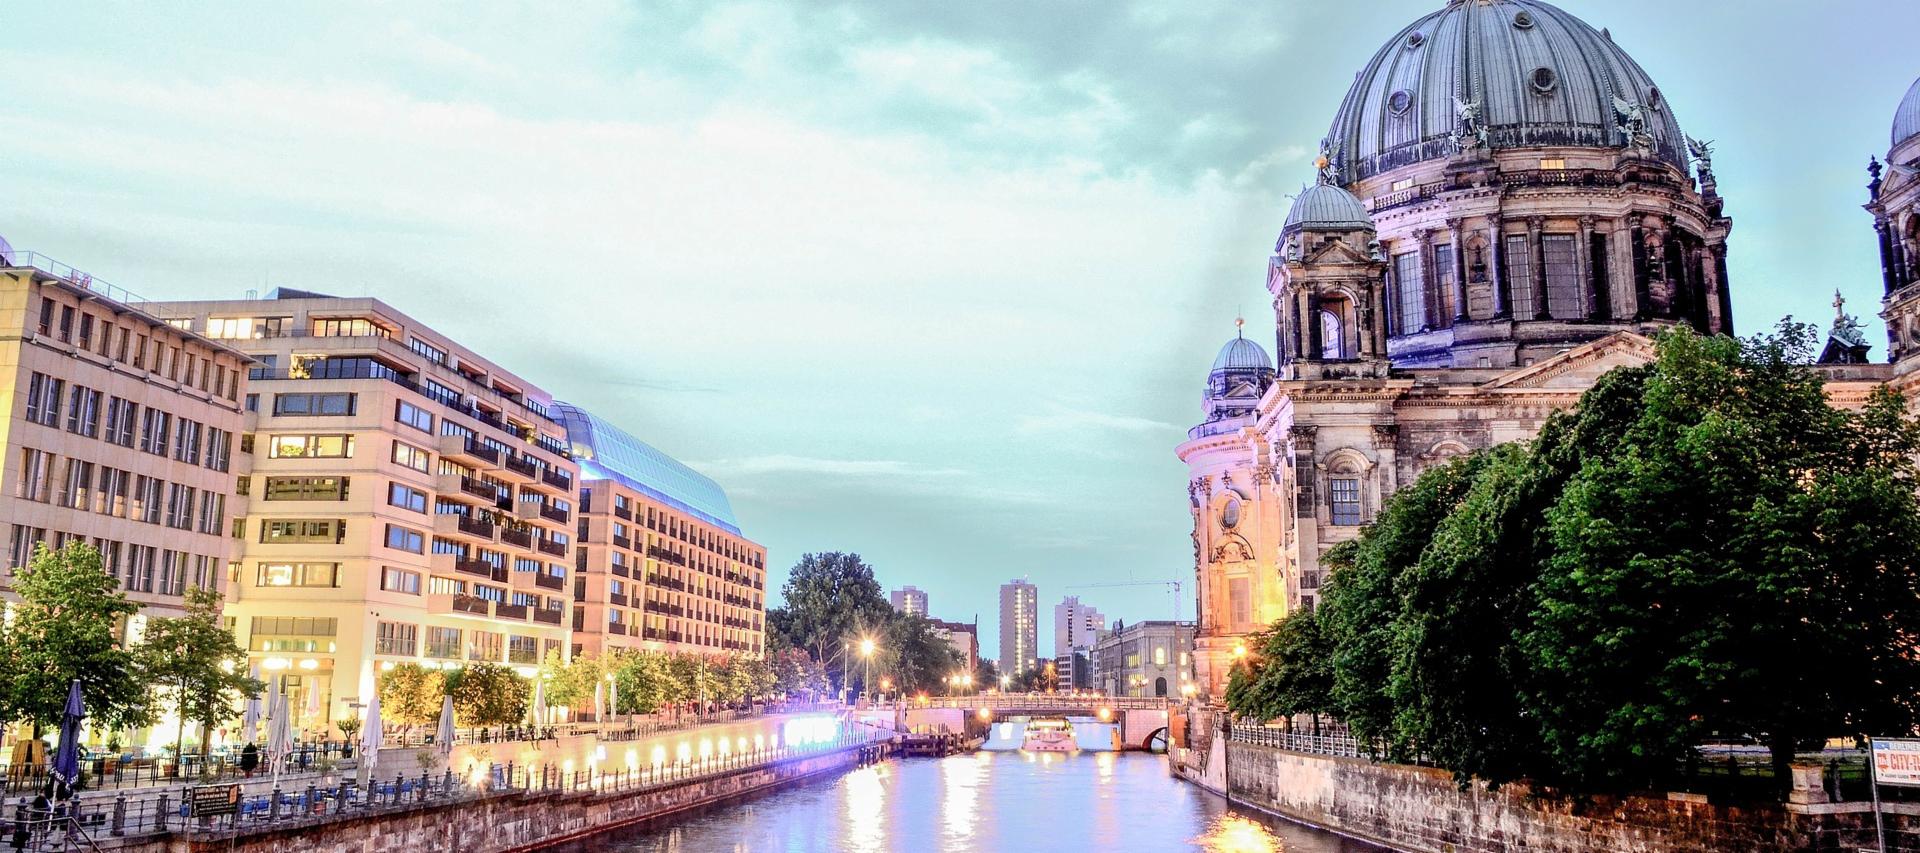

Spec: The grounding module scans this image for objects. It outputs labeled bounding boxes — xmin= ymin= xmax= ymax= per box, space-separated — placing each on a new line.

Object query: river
xmin=579 ymin=748 xmax=1380 ymax=852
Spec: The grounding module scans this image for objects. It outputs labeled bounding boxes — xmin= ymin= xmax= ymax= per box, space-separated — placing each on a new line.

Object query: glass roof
xmin=552 ymin=402 xmax=741 ymax=535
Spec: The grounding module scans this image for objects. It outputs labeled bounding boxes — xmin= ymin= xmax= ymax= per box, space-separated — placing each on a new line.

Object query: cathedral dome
xmin=1212 ymin=334 xmax=1273 ymax=373
xmin=1894 ymin=76 xmax=1920 ymax=150
xmin=1283 ymin=183 xmax=1375 ymax=233
xmin=1325 ymin=0 xmax=1687 ymax=182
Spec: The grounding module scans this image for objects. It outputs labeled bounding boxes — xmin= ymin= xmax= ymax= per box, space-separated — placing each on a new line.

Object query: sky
xmin=4 ymin=1 xmax=1918 ymax=662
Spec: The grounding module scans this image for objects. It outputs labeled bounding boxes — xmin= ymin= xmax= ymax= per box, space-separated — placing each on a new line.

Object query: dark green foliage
xmin=0 ymin=543 xmax=153 ymax=734
xmin=1230 ymin=324 xmax=1920 ymax=795
xmin=1224 ymin=608 xmax=1332 ymax=723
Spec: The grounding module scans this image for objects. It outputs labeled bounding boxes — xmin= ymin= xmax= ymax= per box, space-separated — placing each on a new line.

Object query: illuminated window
xmin=273 ymin=392 xmax=355 ymax=417
xmin=260 ymin=519 xmax=345 ymax=545
xmin=1539 ymin=158 xmax=1567 ymax=170
xmin=309 ymin=318 xmax=390 ymax=338
xmin=375 ymin=621 xmax=417 ymax=655
xmin=1390 ymin=177 xmax=1415 ymax=192
xmin=254 ymin=562 xmax=341 ymax=588
xmin=391 ymin=440 xmax=431 ymax=473
xmin=268 ymin=434 xmax=354 ymax=459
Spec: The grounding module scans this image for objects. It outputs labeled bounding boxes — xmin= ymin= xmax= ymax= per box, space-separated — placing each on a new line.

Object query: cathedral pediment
xmin=1304 ymin=238 xmax=1370 ymax=265
xmin=1222 ymin=380 xmax=1265 ymax=400
xmin=1479 ymin=332 xmax=1657 ymax=391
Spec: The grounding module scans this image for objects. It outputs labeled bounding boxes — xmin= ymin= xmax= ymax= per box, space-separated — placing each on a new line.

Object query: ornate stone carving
xmin=1370 ymin=424 xmax=1400 ymax=448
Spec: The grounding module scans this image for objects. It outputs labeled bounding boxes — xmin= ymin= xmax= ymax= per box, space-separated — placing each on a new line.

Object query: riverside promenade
xmin=11 ymin=710 xmax=891 ymax=852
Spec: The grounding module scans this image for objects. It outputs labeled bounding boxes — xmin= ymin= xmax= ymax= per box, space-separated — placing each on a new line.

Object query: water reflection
xmin=580 ymin=752 xmax=1380 ymax=853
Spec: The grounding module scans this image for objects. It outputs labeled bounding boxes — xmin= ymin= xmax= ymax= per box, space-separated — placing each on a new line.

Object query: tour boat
xmin=1021 ymin=716 xmax=1077 ymax=753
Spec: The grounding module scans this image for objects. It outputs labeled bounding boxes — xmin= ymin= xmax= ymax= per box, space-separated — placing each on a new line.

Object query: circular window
xmin=1531 ymin=67 xmax=1558 ymax=94
xmin=1405 ymin=31 xmax=1425 ymax=49
xmin=1512 ymin=10 xmax=1535 ymax=29
xmin=1387 ymin=90 xmax=1413 ymax=116
xmin=1220 ymin=495 xmax=1243 ymax=530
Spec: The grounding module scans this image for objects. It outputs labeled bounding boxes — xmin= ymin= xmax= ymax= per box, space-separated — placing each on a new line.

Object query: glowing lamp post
xmin=859 ymin=637 xmax=877 ymax=701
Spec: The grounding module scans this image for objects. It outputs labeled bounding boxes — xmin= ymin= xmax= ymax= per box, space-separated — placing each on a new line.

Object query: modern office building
xmin=1054 ymin=650 xmax=1092 ymax=691
xmin=151 ymin=290 xmax=579 ymax=733
xmin=559 ymin=402 xmax=766 ymax=660
xmin=1092 ymin=620 xmax=1195 ymax=699
xmin=889 ymin=585 xmax=928 ymax=617
xmin=996 ymin=579 xmax=1037 ymax=679
xmin=930 ymin=617 xmax=978 ymax=674
xmin=1 ymin=248 xmax=252 ymax=634
xmin=1052 ymin=595 xmax=1105 ymax=657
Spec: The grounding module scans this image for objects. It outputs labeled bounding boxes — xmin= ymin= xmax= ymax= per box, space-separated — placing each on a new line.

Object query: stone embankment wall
xmin=1172 ymin=736 xmax=1920 ymax=852
xmin=90 ymin=745 xmax=870 ymax=853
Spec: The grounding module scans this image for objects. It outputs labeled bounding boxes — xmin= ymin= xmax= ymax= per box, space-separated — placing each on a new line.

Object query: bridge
xmin=860 ymin=694 xmax=1174 ymax=751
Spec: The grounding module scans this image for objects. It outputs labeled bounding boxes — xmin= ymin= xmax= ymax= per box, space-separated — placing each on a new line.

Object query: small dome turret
xmin=1894 ymin=76 xmax=1920 ymax=151
xmin=1212 ymin=335 xmax=1274 ymax=373
xmin=1282 ymin=184 xmax=1374 ymax=234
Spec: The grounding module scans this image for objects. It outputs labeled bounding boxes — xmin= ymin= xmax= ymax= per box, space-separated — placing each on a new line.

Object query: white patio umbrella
xmin=529 ymin=677 xmax=545 ymax=727
xmin=607 ymin=676 xmax=619 ymax=722
xmin=305 ymin=682 xmax=323 ymax=733
xmin=266 ymin=690 xmax=294 ymax=790
xmin=593 ymin=680 xmax=605 ymax=722
xmin=240 ymin=696 xmax=262 ymax=745
xmin=357 ymin=693 xmax=382 ymax=788
xmin=435 ymin=695 xmax=455 ymax=767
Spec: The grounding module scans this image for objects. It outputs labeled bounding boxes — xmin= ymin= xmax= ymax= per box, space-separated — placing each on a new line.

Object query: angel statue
xmin=1613 ymin=96 xmax=1653 ymax=150
xmin=1449 ymin=96 xmax=1487 ymax=154
xmin=1686 ymin=136 xmax=1715 ymax=181
xmin=1315 ymin=138 xmax=1344 ymax=186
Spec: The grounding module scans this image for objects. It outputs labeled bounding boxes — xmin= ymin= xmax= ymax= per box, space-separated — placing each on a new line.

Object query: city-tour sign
xmin=1870 ymin=738 xmax=1920 ymax=787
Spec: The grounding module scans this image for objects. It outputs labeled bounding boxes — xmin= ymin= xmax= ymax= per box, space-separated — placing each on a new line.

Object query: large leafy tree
xmin=1225 ymin=608 xmax=1333 ymax=729
xmin=0 ymin=543 xmax=153 ymax=734
xmin=777 ymin=552 xmax=892 ymax=688
xmin=1525 ymin=324 xmax=1920 ymax=789
xmin=879 ymin=614 xmax=964 ymax=694
xmin=141 ymin=587 xmax=262 ymax=765
xmin=377 ymin=663 xmax=444 ymax=729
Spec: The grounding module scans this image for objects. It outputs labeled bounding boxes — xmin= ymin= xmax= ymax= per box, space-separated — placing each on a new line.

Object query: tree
xmin=1225 ymin=608 xmax=1333 ymax=728
xmin=879 ymin=614 xmax=963 ymax=694
xmin=975 ymin=658 xmax=1000 ymax=689
xmin=777 ymin=553 xmax=893 ymax=688
xmin=1524 ymin=324 xmax=1920 ymax=790
xmin=0 ymin=542 xmax=152 ymax=735
xmin=377 ymin=664 xmax=444 ymax=729
xmin=140 ymin=587 xmax=262 ymax=768
xmin=448 ymin=663 xmax=528 ymax=727
xmin=770 ymin=647 xmax=828 ymax=699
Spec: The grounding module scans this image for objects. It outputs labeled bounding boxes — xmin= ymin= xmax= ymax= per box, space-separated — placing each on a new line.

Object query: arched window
xmin=1320 ymin=310 xmax=1344 ymax=359
xmin=1154 ymin=677 xmax=1168 ymax=697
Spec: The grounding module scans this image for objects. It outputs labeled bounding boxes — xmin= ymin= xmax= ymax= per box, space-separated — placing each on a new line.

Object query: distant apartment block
xmin=890 ymin=585 xmax=928 ymax=617
xmin=1053 ymin=595 xmax=1105 ymax=657
xmin=998 ymin=579 xmax=1037 ymax=678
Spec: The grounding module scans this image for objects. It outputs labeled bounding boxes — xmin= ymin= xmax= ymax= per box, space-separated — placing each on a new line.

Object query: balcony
xmin=434 ymin=512 xmax=496 ymax=541
xmin=611 ymin=534 xmax=631 ymax=550
xmin=532 ymin=608 xmax=562 ymax=626
xmin=533 ymin=572 xmax=565 ymax=591
xmin=428 ymin=593 xmax=493 ymax=617
xmin=539 ymin=503 xmax=569 ymax=524
xmin=438 ymin=435 xmax=501 ymax=466
xmin=495 ymin=602 xmax=529 ymax=621
xmin=607 ymin=622 xmax=628 ymax=636
xmin=435 ymin=473 xmax=499 ymax=503
xmin=449 ymin=558 xmax=507 ymax=583
xmin=611 ymin=563 xmax=630 ymax=579
xmin=500 ymin=526 xmax=533 ymax=548
xmin=502 ymin=454 xmax=538 ymax=480
xmin=542 ymin=466 xmax=572 ymax=492
xmin=609 ymin=592 xmax=628 ymax=607
xmin=647 ymin=545 xmax=686 ymax=567
xmin=537 ymin=539 xmax=567 ymax=558
xmin=613 ymin=506 xmax=632 ymax=521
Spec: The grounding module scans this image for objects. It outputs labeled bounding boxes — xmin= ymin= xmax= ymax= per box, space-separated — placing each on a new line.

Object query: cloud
xmin=695 ymin=455 xmax=970 ymax=479
xmin=1015 ymin=407 xmax=1180 ymax=436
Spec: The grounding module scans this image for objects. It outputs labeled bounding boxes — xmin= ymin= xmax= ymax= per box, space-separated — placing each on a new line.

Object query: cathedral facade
xmin=1178 ymin=0 xmax=1920 ymax=698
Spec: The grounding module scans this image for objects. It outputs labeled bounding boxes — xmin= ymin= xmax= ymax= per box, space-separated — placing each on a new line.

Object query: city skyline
xmin=4 ymin=1 xmax=1919 ymax=661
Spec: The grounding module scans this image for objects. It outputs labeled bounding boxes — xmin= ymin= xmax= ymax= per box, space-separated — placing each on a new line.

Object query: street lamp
xmin=859 ymin=637 xmax=876 ymax=701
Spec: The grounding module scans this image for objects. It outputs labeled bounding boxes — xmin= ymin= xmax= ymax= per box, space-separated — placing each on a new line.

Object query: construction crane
xmin=1066 ymin=579 xmax=1185 ymax=622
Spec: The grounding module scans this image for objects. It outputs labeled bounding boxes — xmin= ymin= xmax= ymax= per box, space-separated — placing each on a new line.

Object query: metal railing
xmin=892 ymin=694 xmax=1171 ymax=711
xmin=1229 ymin=726 xmax=1364 ymax=758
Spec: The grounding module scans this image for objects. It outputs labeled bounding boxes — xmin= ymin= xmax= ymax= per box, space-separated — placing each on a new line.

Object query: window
xmin=422 ymin=380 xmax=461 ymax=407
xmin=1539 ymin=158 xmax=1567 ymax=170
xmin=514 ymin=557 xmax=540 ymax=574
xmin=36 ymin=301 xmax=53 ymax=337
xmin=425 ymin=627 xmax=462 ymax=659
xmin=104 ymin=398 xmax=138 ymax=446
xmin=59 ymin=460 xmax=93 ymax=510
xmin=255 ymin=562 xmax=341 ymax=588
xmin=1542 ymin=234 xmax=1582 ymax=319
xmin=1229 ymin=577 xmax=1252 ymax=629
xmin=206 ymin=317 xmax=289 ymax=339
xmin=391 ymin=441 xmax=431 ymax=472
xmin=260 ymin=519 xmax=345 ymax=544
xmin=172 ymin=419 xmax=203 ymax=464
xmin=64 ymin=386 xmax=100 ymax=438
xmin=309 ymin=318 xmax=390 ymax=338
xmin=407 ymin=337 xmax=449 ymax=366
xmin=427 ymin=576 xmax=465 ymax=596
xmin=25 ymin=374 xmax=62 ymax=426
xmin=1153 ymin=645 xmax=1168 ymax=666
xmin=1504 ymin=235 xmax=1534 ymax=318
xmin=385 ymin=524 xmax=425 ymax=553
xmin=273 ymin=392 xmax=356 ymax=416
xmin=380 ymin=567 xmax=421 ymax=595
xmin=389 ymin=482 xmax=428 ymax=513
xmin=77 ymin=314 xmax=94 ymax=350
xmin=1330 ymin=477 xmax=1362 ymax=525
xmin=164 ymin=483 xmax=197 ymax=530
xmin=204 ymin=428 xmax=233 ymax=472
xmin=249 ymin=616 xmax=338 ymax=652
xmin=507 ymin=635 xmax=538 ymax=664
xmin=1433 ymin=243 xmax=1456 ymax=323
xmin=395 ymin=401 xmax=433 ymax=433
xmin=1390 ymin=177 xmax=1415 ymax=191
xmin=264 ymin=476 xmax=349 ymax=501
xmin=467 ymin=631 xmax=503 ymax=662
xmin=132 ymin=476 xmax=163 ymax=523
xmin=1393 ymin=251 xmax=1426 ymax=333
xmin=139 ymin=409 xmax=172 ymax=456
xmin=268 ymin=434 xmax=354 ymax=458
xmin=375 ymin=621 xmax=417 ymax=656
xmin=14 ymin=449 xmax=51 ymax=502
xmin=197 ymin=491 xmax=225 ymax=535
xmin=98 ymin=468 xmax=130 ymax=517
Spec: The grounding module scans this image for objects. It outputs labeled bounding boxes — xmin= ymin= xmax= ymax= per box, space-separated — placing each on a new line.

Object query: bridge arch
xmin=1143 ymin=726 xmax=1170 ymax=753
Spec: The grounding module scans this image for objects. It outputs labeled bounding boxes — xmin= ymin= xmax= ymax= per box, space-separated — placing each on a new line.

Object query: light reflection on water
xmin=579 ymin=751 xmax=1382 ymax=852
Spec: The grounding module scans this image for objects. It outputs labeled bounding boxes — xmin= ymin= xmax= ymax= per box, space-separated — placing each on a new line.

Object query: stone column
xmin=1628 ymin=215 xmax=1650 ymax=321
xmin=1294 ymin=289 xmax=1310 ymax=362
xmin=1306 ymin=292 xmax=1324 ymax=360
xmin=1527 ymin=216 xmax=1549 ymax=320
xmin=1488 ymin=217 xmax=1510 ymax=318
xmin=1878 ymin=219 xmax=1899 ymax=295
xmin=1370 ymin=279 xmax=1389 ymax=357
xmin=1369 ymin=425 xmax=1399 ymax=516
xmin=1447 ymin=218 xmax=1469 ymax=323
xmin=1712 ymin=243 xmax=1734 ymax=336
xmin=1699 ymin=245 xmax=1725 ymax=334
xmin=1576 ymin=216 xmax=1596 ymax=319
